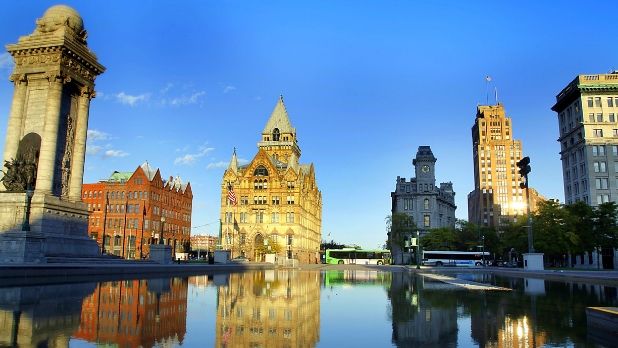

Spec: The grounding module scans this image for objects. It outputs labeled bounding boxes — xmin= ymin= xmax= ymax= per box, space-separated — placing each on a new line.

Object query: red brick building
xmin=82 ymin=162 xmax=193 ymax=260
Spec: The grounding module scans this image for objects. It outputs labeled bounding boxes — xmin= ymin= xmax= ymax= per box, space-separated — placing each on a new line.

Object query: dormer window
xmin=273 ymin=128 xmax=280 ymax=141
xmin=254 ymin=166 xmax=269 ymax=176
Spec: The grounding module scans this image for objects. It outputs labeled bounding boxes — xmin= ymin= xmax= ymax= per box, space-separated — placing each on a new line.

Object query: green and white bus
xmin=325 ymin=248 xmax=391 ymax=265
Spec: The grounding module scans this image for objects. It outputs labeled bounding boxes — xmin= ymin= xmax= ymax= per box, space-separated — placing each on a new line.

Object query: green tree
xmin=421 ymin=228 xmax=457 ymax=250
xmin=386 ymin=213 xmax=416 ymax=264
xmin=532 ymin=200 xmax=571 ymax=265
xmin=563 ymin=201 xmax=594 ymax=255
xmin=593 ymin=202 xmax=618 ymax=249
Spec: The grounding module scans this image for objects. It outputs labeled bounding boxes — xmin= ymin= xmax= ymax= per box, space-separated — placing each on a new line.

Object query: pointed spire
xmin=228 ymin=147 xmax=238 ymax=173
xmin=288 ymin=152 xmax=298 ymax=171
xmin=262 ymin=95 xmax=294 ymax=135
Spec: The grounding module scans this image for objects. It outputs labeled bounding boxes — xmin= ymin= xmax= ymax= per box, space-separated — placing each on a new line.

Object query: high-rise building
xmin=221 ymin=96 xmax=322 ymax=264
xmin=551 ymin=72 xmax=618 ymax=206
xmin=82 ymin=162 xmax=193 ymax=260
xmin=468 ymin=103 xmax=544 ymax=227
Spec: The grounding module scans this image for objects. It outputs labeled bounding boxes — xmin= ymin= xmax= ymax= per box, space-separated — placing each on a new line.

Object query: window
xmin=596 ymin=178 xmax=609 ymax=189
xmin=286 ymin=212 xmax=295 ymax=223
xmin=594 ymin=129 xmax=603 ymax=137
xmin=253 ymin=166 xmax=269 ymax=176
xmin=597 ymin=194 xmax=610 ymax=204
xmin=271 ymin=212 xmax=279 ymax=223
xmin=614 ymin=146 xmax=618 ymax=156
xmin=225 ymin=212 xmax=232 ymax=223
xmin=610 ymin=113 xmax=616 ymax=122
xmin=240 ymin=196 xmax=249 ymax=205
xmin=595 ymin=97 xmax=602 ymax=107
xmin=240 ymin=212 xmax=247 ymax=223
xmin=272 ymin=128 xmax=280 ymax=141
xmin=272 ymin=196 xmax=280 ymax=205
xmin=597 ymin=113 xmax=603 ymax=122
xmin=423 ymin=198 xmax=429 ymax=210
xmin=424 ymin=215 xmax=430 ymax=227
xmin=589 ymin=113 xmax=595 ymax=122
xmin=287 ymin=195 xmax=295 ymax=205
xmin=588 ymin=97 xmax=594 ymax=107
xmin=614 ymin=129 xmax=618 ymax=137
xmin=255 ymin=211 xmax=264 ymax=223
xmin=609 ymin=97 xmax=614 ymax=108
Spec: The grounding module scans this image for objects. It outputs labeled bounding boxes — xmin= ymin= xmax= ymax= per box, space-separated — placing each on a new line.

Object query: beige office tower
xmin=552 ymin=72 xmax=618 ymax=206
xmin=468 ymin=104 xmax=544 ymax=227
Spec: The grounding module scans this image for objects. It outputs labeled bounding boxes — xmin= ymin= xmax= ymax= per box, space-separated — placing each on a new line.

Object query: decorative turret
xmin=227 ymin=148 xmax=238 ymax=174
xmin=258 ymin=96 xmax=301 ymax=163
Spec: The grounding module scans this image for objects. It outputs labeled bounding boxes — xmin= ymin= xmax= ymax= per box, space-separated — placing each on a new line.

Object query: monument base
xmin=0 ymin=230 xmax=46 ymax=263
xmin=523 ymin=253 xmax=545 ymax=271
xmin=0 ymin=192 xmax=100 ymax=263
xmin=149 ymin=244 xmax=172 ymax=264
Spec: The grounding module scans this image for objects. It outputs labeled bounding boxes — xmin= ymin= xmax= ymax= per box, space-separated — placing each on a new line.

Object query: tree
xmin=421 ymin=228 xmax=457 ymax=250
xmin=532 ymin=200 xmax=572 ymax=266
xmin=386 ymin=213 xmax=416 ymax=264
xmin=593 ymin=202 xmax=618 ymax=249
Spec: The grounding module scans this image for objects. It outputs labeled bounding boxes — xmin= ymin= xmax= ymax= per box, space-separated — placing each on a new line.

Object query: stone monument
xmin=0 ymin=5 xmax=105 ymax=262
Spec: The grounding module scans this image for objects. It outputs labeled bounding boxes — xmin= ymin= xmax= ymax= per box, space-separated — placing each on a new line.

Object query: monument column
xmin=68 ymin=88 xmax=92 ymax=201
xmin=1 ymin=74 xmax=27 ymax=166
xmin=35 ymin=73 xmax=64 ymax=195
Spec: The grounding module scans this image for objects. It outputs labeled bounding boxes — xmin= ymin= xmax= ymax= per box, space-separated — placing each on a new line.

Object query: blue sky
xmin=1 ymin=1 xmax=616 ymax=249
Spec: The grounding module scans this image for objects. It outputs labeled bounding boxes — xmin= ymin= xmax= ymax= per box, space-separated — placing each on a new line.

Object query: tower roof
xmin=262 ymin=95 xmax=295 ymax=134
xmin=228 ymin=148 xmax=238 ymax=173
xmin=413 ymin=146 xmax=436 ymax=164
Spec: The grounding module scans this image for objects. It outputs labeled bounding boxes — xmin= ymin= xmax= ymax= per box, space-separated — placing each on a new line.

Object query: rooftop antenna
xmin=485 ymin=76 xmax=492 ymax=105
xmin=495 ymin=86 xmax=499 ymax=105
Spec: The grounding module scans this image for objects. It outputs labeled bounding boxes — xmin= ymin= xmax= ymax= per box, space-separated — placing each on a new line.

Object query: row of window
xmin=225 ymin=211 xmax=296 ymax=224
xmin=399 ymin=183 xmax=434 ymax=193
xmin=83 ymin=190 xmax=190 ymax=208
xmin=587 ymin=96 xmax=618 ymax=108
xmin=233 ymin=195 xmax=296 ymax=206
xmin=401 ymin=198 xmax=431 ymax=210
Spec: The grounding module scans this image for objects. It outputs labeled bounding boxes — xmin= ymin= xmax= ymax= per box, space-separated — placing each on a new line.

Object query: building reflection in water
xmin=388 ymin=272 xmax=458 ymax=347
xmin=215 ymin=270 xmax=320 ymax=348
xmin=0 ymin=282 xmax=96 ymax=348
xmin=74 ymin=277 xmax=188 ymax=347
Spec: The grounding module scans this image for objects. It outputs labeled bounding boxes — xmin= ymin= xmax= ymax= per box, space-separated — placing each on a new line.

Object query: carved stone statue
xmin=1 ymin=150 xmax=37 ymax=192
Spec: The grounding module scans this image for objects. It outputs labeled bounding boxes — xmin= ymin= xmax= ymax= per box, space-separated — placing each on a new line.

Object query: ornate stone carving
xmin=60 ymin=113 xmax=75 ymax=197
xmin=45 ymin=70 xmax=71 ymax=85
xmin=1 ymin=150 xmax=38 ymax=192
xmin=61 ymin=55 xmax=95 ymax=83
xmin=8 ymin=73 xmax=27 ymax=87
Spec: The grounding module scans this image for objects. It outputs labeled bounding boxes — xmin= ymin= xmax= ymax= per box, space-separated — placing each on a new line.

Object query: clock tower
xmin=413 ymin=146 xmax=436 ymax=188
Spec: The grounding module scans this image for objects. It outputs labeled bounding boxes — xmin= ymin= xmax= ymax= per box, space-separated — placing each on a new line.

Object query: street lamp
xmin=416 ymin=230 xmax=421 ymax=270
xmin=21 ymin=185 xmax=34 ymax=231
xmin=159 ymin=216 xmax=165 ymax=245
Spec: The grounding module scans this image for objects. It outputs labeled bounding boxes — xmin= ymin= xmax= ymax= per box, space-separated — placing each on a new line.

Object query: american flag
xmin=227 ymin=182 xmax=237 ymax=205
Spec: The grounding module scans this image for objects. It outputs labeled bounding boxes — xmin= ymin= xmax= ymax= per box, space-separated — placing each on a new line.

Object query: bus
xmin=422 ymin=250 xmax=490 ymax=267
xmin=325 ymin=248 xmax=391 ymax=265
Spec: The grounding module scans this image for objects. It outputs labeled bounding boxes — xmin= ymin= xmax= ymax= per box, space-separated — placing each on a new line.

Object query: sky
xmin=0 ymin=1 xmax=617 ymax=249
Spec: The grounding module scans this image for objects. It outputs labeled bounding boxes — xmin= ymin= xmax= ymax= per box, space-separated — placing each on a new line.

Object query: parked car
xmin=231 ymin=256 xmax=249 ymax=263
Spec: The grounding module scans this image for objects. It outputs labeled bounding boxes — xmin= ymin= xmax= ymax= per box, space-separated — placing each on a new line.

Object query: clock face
xmin=421 ymin=165 xmax=430 ymax=173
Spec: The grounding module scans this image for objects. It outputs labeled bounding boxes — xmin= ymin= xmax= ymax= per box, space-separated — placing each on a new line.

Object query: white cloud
xmin=0 ymin=53 xmax=13 ymax=70
xmin=87 ymin=129 xmax=110 ymax=141
xmin=174 ymin=145 xmax=214 ymax=165
xmin=115 ymin=92 xmax=149 ymax=106
xmin=206 ymin=158 xmax=249 ymax=169
xmin=86 ymin=145 xmax=102 ymax=155
xmin=104 ymin=149 xmax=129 ymax=158
xmin=169 ymin=91 xmax=206 ymax=106
xmin=223 ymin=85 xmax=236 ymax=93
xmin=160 ymin=83 xmax=174 ymax=94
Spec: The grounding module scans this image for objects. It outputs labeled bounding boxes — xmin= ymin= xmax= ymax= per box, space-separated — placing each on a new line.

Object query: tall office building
xmin=468 ymin=104 xmax=544 ymax=227
xmin=552 ymin=72 xmax=618 ymax=206
xmin=221 ymin=96 xmax=322 ymax=264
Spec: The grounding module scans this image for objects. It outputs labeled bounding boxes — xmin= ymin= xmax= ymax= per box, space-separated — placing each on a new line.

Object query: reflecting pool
xmin=0 ymin=269 xmax=616 ymax=347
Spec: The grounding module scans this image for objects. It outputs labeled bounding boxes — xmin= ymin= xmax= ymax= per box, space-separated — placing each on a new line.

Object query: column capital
xmin=45 ymin=70 xmax=71 ymax=85
xmin=79 ymin=86 xmax=96 ymax=99
xmin=9 ymin=73 xmax=27 ymax=87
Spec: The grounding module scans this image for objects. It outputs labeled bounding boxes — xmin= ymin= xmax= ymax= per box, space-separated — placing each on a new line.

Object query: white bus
xmin=422 ymin=251 xmax=489 ymax=267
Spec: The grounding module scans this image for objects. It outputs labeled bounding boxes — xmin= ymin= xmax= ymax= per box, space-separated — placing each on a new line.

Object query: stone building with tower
xmin=220 ymin=96 xmax=322 ymax=264
xmin=0 ymin=5 xmax=104 ymax=262
xmin=81 ymin=162 xmax=193 ymax=260
xmin=390 ymin=146 xmax=456 ymax=262
xmin=467 ymin=103 xmax=545 ymax=228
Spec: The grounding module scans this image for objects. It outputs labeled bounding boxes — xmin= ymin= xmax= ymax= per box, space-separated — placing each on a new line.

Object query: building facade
xmin=220 ymin=96 xmax=322 ymax=264
xmin=82 ymin=162 xmax=193 ymax=260
xmin=391 ymin=146 xmax=457 ymax=232
xmin=190 ymin=235 xmax=218 ymax=253
xmin=468 ymin=103 xmax=544 ymax=227
xmin=552 ymin=73 xmax=618 ymax=206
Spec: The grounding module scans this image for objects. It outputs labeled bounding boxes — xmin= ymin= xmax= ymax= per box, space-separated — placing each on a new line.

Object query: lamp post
xmin=416 ymin=230 xmax=421 ymax=270
xmin=159 ymin=216 xmax=165 ymax=245
xmin=21 ymin=185 xmax=34 ymax=231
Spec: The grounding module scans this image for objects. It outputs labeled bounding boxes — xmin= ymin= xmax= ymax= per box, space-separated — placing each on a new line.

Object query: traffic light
xmin=516 ymin=156 xmax=531 ymax=177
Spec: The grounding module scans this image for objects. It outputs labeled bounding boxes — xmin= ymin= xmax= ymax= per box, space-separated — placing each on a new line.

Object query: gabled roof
xmin=262 ymin=95 xmax=295 ymax=134
xmin=140 ymin=161 xmax=157 ymax=181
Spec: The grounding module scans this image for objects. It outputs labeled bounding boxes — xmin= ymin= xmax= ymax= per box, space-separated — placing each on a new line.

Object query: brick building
xmin=82 ymin=162 xmax=193 ymax=260
xmin=190 ymin=234 xmax=218 ymax=252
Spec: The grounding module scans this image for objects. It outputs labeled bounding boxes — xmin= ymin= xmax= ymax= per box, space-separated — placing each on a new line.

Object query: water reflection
xmin=74 ymin=277 xmax=188 ymax=347
xmin=215 ymin=271 xmax=320 ymax=348
xmin=0 ymin=282 xmax=95 ymax=347
xmin=0 ymin=270 xmax=615 ymax=347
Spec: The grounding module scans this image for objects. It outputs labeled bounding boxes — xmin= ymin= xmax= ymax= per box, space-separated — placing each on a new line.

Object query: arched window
xmin=424 ymin=198 xmax=429 ymax=210
xmin=273 ymin=128 xmax=280 ymax=141
xmin=254 ymin=166 xmax=269 ymax=176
